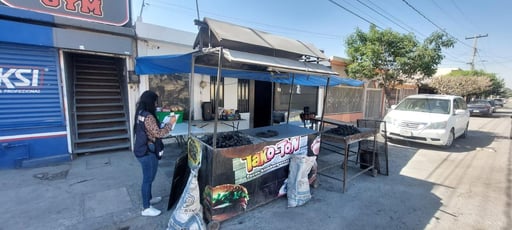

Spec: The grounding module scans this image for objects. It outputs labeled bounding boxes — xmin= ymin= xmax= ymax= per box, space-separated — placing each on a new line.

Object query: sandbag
xmin=287 ymin=155 xmax=316 ymax=207
xmin=167 ymin=169 xmax=206 ymax=230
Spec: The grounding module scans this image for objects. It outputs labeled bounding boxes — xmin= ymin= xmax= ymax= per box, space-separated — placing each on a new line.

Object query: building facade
xmin=0 ymin=1 xmax=134 ymax=168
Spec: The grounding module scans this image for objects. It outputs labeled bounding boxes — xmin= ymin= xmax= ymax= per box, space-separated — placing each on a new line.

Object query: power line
xmin=401 ymin=0 xmax=445 ymax=32
xmin=327 ymin=0 xmax=382 ymax=29
xmin=366 ymin=0 xmax=427 ymax=38
xmin=449 ymin=0 xmax=479 ymax=33
xmin=401 ymin=0 xmax=472 ymax=49
xmin=338 ymin=0 xmax=467 ymax=64
xmin=358 ymin=0 xmax=467 ymax=64
xmin=476 ymin=52 xmax=487 ymax=71
xmin=143 ymin=0 xmax=474 ymax=67
xmin=356 ymin=0 xmax=411 ymax=33
xmin=432 ymin=0 xmax=475 ymax=37
xmin=149 ymin=1 xmax=342 ymax=40
xmin=338 ymin=0 xmax=387 ymax=28
xmin=448 ymin=1 xmax=507 ymax=73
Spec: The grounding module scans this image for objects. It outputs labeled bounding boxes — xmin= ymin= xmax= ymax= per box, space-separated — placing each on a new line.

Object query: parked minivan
xmin=383 ymin=94 xmax=470 ymax=148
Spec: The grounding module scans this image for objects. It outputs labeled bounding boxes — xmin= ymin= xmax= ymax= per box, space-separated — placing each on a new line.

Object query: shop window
xmin=237 ymin=79 xmax=250 ymax=112
xmin=275 ymin=84 xmax=318 ymax=112
xmin=210 ymin=76 xmax=224 ymax=108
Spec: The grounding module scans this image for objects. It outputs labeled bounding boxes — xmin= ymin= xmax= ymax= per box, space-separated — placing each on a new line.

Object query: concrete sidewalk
xmin=0 ymin=145 xmax=184 ymax=230
xmin=0 ymin=139 xmax=426 ymax=230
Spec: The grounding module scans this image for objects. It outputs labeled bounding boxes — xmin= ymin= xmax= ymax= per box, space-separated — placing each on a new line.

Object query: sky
xmin=131 ymin=0 xmax=512 ymax=89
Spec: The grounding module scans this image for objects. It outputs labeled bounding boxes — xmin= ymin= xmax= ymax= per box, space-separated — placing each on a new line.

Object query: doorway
xmin=253 ymin=81 xmax=272 ymax=128
xmin=64 ymin=52 xmax=130 ymax=155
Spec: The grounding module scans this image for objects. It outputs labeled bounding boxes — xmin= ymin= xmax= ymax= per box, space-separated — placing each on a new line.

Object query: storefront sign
xmin=234 ymin=135 xmax=308 ymax=184
xmin=0 ymin=66 xmax=45 ymax=94
xmin=0 ymin=0 xmax=129 ymax=26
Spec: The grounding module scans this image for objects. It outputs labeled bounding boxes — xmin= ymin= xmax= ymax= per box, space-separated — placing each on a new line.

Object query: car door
xmin=453 ymin=98 xmax=469 ymax=136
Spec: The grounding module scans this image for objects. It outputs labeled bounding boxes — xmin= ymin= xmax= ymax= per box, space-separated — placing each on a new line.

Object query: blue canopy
xmin=135 ymin=51 xmax=363 ymax=87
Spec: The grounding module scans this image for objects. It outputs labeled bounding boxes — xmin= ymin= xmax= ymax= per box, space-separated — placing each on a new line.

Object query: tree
xmin=503 ymin=87 xmax=512 ymax=98
xmin=429 ymin=75 xmax=491 ymax=98
xmin=345 ymin=25 xmax=455 ymax=105
xmin=443 ymin=70 xmax=505 ymax=98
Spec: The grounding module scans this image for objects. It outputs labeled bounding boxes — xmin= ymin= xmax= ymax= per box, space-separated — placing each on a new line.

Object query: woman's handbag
xmin=148 ymin=138 xmax=165 ymax=160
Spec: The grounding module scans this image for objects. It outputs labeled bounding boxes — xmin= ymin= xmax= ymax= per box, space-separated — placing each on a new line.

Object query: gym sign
xmin=0 ymin=0 xmax=129 ymax=26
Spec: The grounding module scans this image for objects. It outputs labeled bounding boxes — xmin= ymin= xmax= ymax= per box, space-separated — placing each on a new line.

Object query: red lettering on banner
xmin=40 ymin=0 xmax=60 ymax=8
xmin=63 ymin=0 xmax=79 ymax=11
xmin=40 ymin=0 xmax=103 ymax=17
xmin=79 ymin=0 xmax=103 ymax=16
xmin=241 ymin=136 xmax=302 ymax=173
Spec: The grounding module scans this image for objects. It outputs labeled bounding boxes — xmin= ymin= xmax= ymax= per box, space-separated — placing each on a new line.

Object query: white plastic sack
xmin=287 ymin=155 xmax=316 ymax=207
xmin=167 ymin=169 xmax=206 ymax=230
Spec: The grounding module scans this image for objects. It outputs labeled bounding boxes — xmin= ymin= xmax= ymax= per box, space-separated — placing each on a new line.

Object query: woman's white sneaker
xmin=141 ymin=206 xmax=161 ymax=217
xmin=150 ymin=196 xmax=162 ymax=205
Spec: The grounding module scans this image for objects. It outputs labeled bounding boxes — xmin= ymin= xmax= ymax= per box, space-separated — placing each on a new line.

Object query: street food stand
xmin=135 ymin=17 xmax=364 ymax=229
xmin=198 ymin=124 xmax=319 ymax=222
xmin=314 ymin=118 xmax=378 ymax=193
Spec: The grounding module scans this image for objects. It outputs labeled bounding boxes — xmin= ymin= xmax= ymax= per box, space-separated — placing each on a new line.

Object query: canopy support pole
xmin=319 ymin=77 xmax=331 ymax=131
xmin=270 ymin=81 xmax=275 ymax=126
xmin=188 ymin=53 xmax=198 ymax=135
xmin=284 ymin=73 xmax=295 ymax=124
xmin=212 ymin=47 xmax=224 ymax=150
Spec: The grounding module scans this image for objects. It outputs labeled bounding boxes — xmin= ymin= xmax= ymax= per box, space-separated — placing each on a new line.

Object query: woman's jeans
xmin=137 ymin=153 xmax=158 ymax=209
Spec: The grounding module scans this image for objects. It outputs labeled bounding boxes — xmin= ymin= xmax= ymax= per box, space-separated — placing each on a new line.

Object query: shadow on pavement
xmin=388 ymin=130 xmax=499 ymax=153
xmin=219 ymin=140 xmax=442 ymax=230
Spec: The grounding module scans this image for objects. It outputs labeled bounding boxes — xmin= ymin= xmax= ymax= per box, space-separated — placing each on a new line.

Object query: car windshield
xmin=468 ymin=100 xmax=489 ymax=105
xmin=395 ymin=98 xmax=450 ymax=114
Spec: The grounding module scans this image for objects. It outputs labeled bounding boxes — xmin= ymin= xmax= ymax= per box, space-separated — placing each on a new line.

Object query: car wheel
xmin=444 ymin=129 xmax=455 ymax=148
xmin=461 ymin=123 xmax=469 ymax=138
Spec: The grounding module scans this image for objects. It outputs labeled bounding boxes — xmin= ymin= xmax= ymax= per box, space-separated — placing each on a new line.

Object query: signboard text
xmin=0 ymin=67 xmax=44 ymax=94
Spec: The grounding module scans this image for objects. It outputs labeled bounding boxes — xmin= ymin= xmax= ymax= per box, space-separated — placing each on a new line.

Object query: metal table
xmin=219 ymin=119 xmax=243 ymax=131
xmin=315 ymin=119 xmax=378 ymax=193
xmin=164 ymin=122 xmax=207 ymax=146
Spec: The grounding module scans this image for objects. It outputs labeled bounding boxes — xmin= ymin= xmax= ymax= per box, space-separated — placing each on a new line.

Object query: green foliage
xmin=345 ymin=25 xmax=455 ymax=94
xmin=503 ymin=88 xmax=512 ymax=98
xmin=444 ymin=69 xmax=505 ymax=97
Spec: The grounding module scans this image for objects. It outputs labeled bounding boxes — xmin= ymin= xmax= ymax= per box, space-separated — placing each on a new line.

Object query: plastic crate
xmin=156 ymin=111 xmax=184 ymax=123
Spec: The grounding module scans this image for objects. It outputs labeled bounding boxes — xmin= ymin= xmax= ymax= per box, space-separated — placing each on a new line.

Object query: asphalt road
xmin=219 ymin=104 xmax=512 ymax=230
xmin=392 ymin=104 xmax=512 ymax=230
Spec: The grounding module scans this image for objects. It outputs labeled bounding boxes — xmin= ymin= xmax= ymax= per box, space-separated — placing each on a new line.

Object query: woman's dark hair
xmin=133 ymin=90 xmax=160 ymax=133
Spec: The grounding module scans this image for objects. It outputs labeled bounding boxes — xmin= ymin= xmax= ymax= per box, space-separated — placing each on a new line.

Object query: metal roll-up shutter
xmin=0 ymin=42 xmax=68 ymax=168
xmin=0 ymin=42 xmax=65 ymax=134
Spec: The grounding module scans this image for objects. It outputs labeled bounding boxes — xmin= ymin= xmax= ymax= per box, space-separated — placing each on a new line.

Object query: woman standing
xmin=133 ymin=90 xmax=176 ymax=217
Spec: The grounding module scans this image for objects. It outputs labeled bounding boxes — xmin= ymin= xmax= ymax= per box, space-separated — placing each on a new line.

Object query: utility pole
xmin=138 ymin=0 xmax=148 ymax=21
xmin=465 ymin=34 xmax=488 ymax=70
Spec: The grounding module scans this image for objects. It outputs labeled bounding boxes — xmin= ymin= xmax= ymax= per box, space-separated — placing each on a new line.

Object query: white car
xmin=383 ymin=94 xmax=470 ymax=148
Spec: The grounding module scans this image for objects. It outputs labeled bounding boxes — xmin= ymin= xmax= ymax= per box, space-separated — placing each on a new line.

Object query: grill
xmin=398 ymin=121 xmax=426 ymax=130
